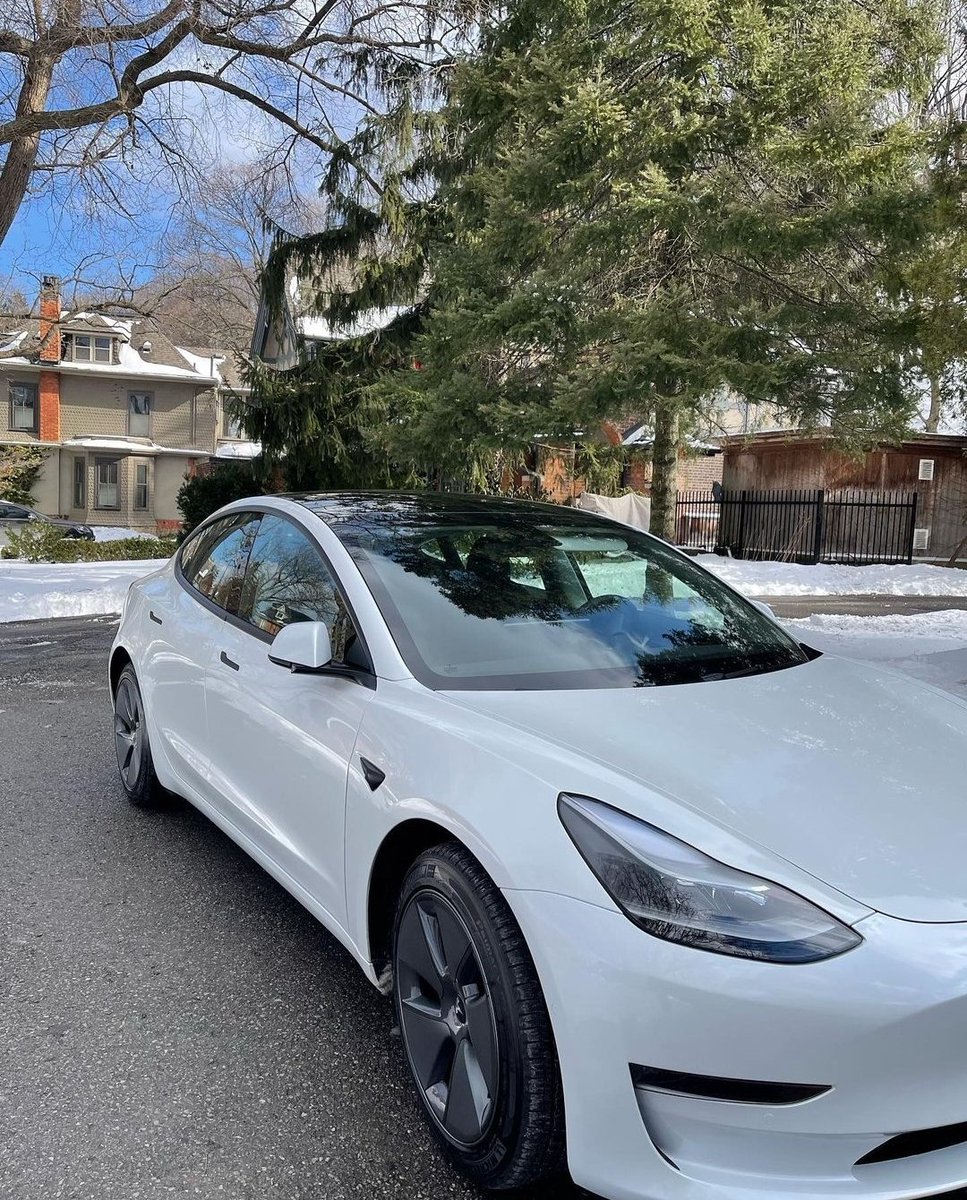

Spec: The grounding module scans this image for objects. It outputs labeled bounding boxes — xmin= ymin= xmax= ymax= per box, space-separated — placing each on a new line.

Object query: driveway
xmin=0 ymin=617 xmax=586 ymax=1200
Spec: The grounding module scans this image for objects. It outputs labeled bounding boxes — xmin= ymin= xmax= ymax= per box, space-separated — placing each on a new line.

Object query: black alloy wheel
xmin=113 ymin=664 xmax=166 ymax=808
xmin=392 ymin=843 xmax=566 ymax=1190
xmin=396 ymin=890 xmax=499 ymax=1147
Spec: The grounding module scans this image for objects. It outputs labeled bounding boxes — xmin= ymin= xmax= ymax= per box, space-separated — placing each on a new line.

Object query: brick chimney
xmin=38 ymin=275 xmax=61 ymax=362
xmin=37 ymin=275 xmax=61 ymax=442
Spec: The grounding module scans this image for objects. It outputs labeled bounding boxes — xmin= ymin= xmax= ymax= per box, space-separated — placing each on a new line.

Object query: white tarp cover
xmin=575 ymin=491 xmax=651 ymax=531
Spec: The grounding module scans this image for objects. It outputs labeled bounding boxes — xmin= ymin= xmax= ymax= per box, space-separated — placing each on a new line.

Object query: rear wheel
xmin=393 ymin=842 xmax=566 ymax=1190
xmin=113 ymin=664 xmax=166 ymax=808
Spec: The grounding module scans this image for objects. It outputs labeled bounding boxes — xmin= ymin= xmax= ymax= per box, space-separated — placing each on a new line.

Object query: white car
xmin=110 ymin=492 xmax=967 ymax=1200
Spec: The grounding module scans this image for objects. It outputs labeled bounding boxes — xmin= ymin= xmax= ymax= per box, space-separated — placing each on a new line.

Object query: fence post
xmin=905 ymin=492 xmax=919 ymax=565
xmin=736 ymin=489 xmax=749 ymax=559
xmin=811 ymin=488 xmax=825 ymax=564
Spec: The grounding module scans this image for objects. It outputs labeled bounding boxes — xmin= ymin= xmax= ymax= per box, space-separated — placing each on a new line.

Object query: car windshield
xmin=338 ymin=509 xmax=809 ymax=691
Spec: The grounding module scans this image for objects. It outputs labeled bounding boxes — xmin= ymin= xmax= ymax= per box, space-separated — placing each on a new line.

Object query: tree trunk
xmin=0 ymin=52 xmax=55 ymax=250
xmin=925 ymin=374 xmax=943 ymax=433
xmin=649 ymin=397 xmax=680 ymax=540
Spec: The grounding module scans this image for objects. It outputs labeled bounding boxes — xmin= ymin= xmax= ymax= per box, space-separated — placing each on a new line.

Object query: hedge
xmin=2 ymin=523 xmax=176 ymax=563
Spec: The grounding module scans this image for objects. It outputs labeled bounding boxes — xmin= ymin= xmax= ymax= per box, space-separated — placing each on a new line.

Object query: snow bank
xmin=0 ymin=560 xmax=167 ymax=623
xmin=695 ymin=555 xmax=967 ymax=598
xmin=785 ymin=610 xmax=967 ymax=702
xmin=91 ymin=526 xmax=154 ymax=543
xmin=788 ymin=608 xmax=967 ymax=646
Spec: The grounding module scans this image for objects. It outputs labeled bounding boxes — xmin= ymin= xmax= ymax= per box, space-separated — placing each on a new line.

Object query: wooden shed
xmin=722 ymin=431 xmax=967 ymax=562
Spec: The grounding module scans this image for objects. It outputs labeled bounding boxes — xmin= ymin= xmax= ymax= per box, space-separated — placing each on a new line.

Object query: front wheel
xmin=392 ymin=843 xmax=566 ymax=1190
xmin=113 ymin=663 xmax=167 ymax=808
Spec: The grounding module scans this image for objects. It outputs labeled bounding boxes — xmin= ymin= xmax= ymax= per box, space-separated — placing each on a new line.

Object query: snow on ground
xmin=0 ymin=560 xmax=167 ymax=623
xmin=695 ymin=555 xmax=967 ymax=598
xmin=2 ymin=553 xmax=967 ymax=703
xmin=91 ymin=526 xmax=154 ymax=543
xmin=787 ymin=610 xmax=967 ymax=703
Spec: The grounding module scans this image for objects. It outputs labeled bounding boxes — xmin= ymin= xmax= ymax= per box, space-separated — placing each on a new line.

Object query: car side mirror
xmin=268 ymin=621 xmax=333 ymax=673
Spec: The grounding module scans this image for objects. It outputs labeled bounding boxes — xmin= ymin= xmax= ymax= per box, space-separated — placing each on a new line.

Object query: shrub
xmin=3 ymin=523 xmax=175 ymax=563
xmin=177 ymin=462 xmax=265 ymax=535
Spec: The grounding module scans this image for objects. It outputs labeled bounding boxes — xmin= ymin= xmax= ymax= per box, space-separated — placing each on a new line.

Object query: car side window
xmin=237 ymin=514 xmax=359 ymax=663
xmin=181 ymin=513 xmax=261 ymax=616
xmin=0 ymin=502 xmax=27 ymax=520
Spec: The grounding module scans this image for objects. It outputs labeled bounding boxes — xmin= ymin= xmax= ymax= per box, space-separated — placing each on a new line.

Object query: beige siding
xmin=60 ymin=375 xmax=213 ymax=450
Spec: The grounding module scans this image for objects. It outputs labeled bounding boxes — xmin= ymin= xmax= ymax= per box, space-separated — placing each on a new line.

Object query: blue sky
xmin=0 ymin=79 xmax=346 ymax=310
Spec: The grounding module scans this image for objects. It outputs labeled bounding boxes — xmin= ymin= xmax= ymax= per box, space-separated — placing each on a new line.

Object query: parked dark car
xmin=0 ymin=500 xmax=94 ymax=547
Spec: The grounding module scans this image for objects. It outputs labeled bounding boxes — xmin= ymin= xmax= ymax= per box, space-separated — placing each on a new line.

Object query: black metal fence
xmin=676 ymin=488 xmax=919 ymax=565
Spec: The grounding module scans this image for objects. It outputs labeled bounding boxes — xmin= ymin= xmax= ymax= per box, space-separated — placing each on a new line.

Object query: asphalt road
xmin=762 ymin=594 xmax=967 ymax=618
xmin=0 ymin=617 xmax=588 ymax=1200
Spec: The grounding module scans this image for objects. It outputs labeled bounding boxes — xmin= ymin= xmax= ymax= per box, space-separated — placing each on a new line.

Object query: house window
xmin=95 ymin=458 xmax=120 ymax=509
xmin=128 ymin=391 xmax=152 ymax=437
xmin=68 ymin=334 xmax=112 ymax=363
xmin=73 ymin=457 xmax=86 ymax=509
xmin=8 ymin=381 xmax=37 ymax=431
xmin=134 ymin=463 xmax=149 ymax=511
xmin=221 ymin=402 xmax=243 ymax=439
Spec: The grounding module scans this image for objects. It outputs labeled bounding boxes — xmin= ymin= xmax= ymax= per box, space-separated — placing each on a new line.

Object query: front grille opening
xmin=856 ymin=1120 xmax=967 ymax=1167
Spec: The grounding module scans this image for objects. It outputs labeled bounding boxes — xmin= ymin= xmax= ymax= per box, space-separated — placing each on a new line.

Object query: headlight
xmin=558 ymin=794 xmax=862 ymax=963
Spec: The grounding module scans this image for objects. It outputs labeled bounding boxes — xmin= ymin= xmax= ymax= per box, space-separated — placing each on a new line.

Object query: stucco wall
xmin=31 ymin=448 xmax=61 ymax=515
xmin=154 ymin=456 xmax=194 ymax=528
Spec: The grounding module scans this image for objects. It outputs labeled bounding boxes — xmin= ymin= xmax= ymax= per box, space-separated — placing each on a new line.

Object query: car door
xmin=202 ymin=511 xmax=376 ymax=929
xmin=139 ymin=511 xmax=261 ymax=795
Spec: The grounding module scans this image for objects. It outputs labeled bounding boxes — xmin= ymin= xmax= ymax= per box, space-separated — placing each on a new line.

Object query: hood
xmin=445 ymin=655 xmax=967 ymax=923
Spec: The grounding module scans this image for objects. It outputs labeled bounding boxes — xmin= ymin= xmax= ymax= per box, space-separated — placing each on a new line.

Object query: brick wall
xmin=623 ymin=451 xmax=723 ymax=494
xmin=679 ymin=453 xmax=723 ymax=492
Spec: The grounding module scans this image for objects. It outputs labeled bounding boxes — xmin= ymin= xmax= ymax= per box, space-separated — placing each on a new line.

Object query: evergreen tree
xmin=255 ymin=0 xmax=959 ymax=535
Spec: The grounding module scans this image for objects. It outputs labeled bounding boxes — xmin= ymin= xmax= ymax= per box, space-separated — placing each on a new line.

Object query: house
xmin=721 ymin=429 xmax=967 ymax=561
xmin=0 ymin=277 xmax=259 ymax=532
xmin=250 ymin=272 xmax=412 ymax=369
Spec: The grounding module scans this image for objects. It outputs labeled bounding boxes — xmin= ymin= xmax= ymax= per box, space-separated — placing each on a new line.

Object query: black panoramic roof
xmin=289 ymin=490 xmax=604 ymax=531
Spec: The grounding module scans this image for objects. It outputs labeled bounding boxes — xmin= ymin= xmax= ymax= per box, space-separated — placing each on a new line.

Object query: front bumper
xmin=505 ymin=888 xmax=967 ymax=1200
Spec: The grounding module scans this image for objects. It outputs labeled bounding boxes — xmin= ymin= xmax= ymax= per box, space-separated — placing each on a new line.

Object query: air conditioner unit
xmin=919 ymin=458 xmax=935 ymax=481
xmin=912 ymin=527 xmax=930 ymax=551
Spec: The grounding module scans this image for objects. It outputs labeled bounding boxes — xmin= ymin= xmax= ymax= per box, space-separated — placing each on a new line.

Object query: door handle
xmin=149 ymin=610 xmax=163 ymax=625
xmin=219 ymin=650 xmax=240 ymax=671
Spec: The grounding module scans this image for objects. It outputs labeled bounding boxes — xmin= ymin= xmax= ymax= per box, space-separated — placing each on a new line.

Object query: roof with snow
xmin=62 ymin=436 xmax=212 ymax=457
xmin=0 ymin=310 xmax=226 ymax=384
xmin=177 ymin=346 xmax=249 ymax=391
xmin=721 ymin=428 xmax=967 ymax=450
xmin=296 ymin=304 xmax=415 ymax=343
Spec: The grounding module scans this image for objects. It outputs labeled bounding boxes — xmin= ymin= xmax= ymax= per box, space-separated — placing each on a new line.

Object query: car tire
xmin=113 ymin=664 xmax=167 ymax=808
xmin=392 ymin=842 xmax=566 ymax=1190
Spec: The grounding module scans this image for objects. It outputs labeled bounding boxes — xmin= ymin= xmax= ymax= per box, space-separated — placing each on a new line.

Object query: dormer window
xmin=64 ymin=333 xmax=113 ymax=363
